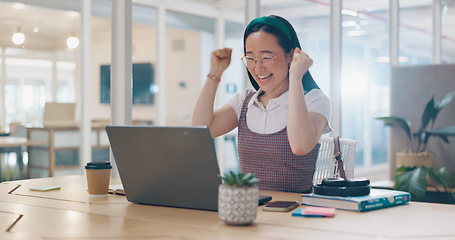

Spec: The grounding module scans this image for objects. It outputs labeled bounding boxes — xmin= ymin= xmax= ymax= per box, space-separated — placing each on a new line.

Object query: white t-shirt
xmin=226 ymin=87 xmax=332 ymax=134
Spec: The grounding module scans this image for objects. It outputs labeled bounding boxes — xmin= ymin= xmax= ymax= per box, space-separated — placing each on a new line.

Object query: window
xmin=442 ymin=1 xmax=455 ymax=63
xmin=341 ymin=1 xmax=390 ymax=170
xmin=281 ymin=2 xmax=331 ymax=96
xmin=399 ymin=0 xmax=433 ymax=65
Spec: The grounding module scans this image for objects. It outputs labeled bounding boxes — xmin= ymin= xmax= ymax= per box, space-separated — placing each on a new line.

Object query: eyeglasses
xmin=241 ymin=52 xmax=284 ymax=68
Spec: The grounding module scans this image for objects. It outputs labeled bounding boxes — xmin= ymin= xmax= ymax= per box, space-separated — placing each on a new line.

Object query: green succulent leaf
xmin=218 ymin=171 xmax=259 ymax=187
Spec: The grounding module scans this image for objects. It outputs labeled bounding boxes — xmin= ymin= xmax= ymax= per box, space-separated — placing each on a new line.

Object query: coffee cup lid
xmin=85 ymin=161 xmax=112 ymax=169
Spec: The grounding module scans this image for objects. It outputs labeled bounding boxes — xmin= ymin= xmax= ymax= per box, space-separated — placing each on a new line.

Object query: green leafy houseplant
xmin=395 ymin=166 xmax=455 ymax=203
xmin=376 ymin=90 xmax=455 ymax=154
xmin=218 ymin=171 xmax=260 ymax=187
xmin=376 ymin=90 xmax=455 ymax=203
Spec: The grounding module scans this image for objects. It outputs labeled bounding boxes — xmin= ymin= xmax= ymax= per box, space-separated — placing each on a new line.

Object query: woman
xmin=192 ymin=15 xmax=332 ymax=193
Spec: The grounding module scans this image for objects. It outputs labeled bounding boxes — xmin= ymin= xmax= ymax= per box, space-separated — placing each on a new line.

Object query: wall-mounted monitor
xmin=100 ymin=63 xmax=155 ymax=104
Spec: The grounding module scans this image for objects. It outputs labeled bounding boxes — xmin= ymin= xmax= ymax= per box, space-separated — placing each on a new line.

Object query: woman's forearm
xmin=193 ymin=48 xmax=231 ymax=128
xmin=287 ymin=75 xmax=319 ymax=155
xmin=191 ymin=74 xmax=220 ymax=127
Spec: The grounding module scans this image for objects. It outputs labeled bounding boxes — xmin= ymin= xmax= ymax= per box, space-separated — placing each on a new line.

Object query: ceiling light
xmin=33 ymin=27 xmax=40 ymax=33
xmin=12 ymin=27 xmax=25 ymax=45
xmin=66 ymin=34 xmax=79 ymax=49
xmin=13 ymin=3 xmax=25 ymax=9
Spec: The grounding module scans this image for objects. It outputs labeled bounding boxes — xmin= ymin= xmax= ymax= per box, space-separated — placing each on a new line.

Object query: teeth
xmin=258 ymin=74 xmax=271 ymax=79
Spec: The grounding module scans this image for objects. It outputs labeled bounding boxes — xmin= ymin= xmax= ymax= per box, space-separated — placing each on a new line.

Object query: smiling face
xmin=244 ymin=30 xmax=292 ymax=98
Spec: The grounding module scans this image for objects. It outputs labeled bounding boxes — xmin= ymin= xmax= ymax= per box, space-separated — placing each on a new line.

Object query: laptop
xmin=106 ymin=125 xmax=221 ymax=211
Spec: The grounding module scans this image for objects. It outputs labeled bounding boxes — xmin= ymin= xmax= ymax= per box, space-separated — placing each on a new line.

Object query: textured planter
xmin=218 ymin=184 xmax=258 ymax=225
xmin=396 ymin=151 xmax=433 ymax=167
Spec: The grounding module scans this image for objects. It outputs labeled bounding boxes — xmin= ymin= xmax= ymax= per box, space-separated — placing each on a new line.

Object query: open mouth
xmin=258 ymin=73 xmax=272 ymax=82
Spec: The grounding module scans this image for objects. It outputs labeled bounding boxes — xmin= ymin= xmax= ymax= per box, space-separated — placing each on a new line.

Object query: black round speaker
xmin=346 ymin=177 xmax=370 ymax=187
xmin=321 ymin=177 xmax=346 ymax=187
xmin=313 ymin=177 xmax=371 ymax=197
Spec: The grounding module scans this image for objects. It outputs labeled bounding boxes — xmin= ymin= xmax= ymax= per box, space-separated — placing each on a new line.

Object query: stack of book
xmin=301 ymin=188 xmax=410 ymax=212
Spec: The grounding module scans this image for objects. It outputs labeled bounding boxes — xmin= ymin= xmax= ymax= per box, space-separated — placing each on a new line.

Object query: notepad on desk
xmin=301 ymin=188 xmax=410 ymax=212
xmin=29 ymin=185 xmax=61 ymax=192
xmin=108 ymin=184 xmax=125 ymax=195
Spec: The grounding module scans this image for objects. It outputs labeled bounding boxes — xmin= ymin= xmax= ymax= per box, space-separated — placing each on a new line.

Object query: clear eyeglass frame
xmin=241 ymin=52 xmax=284 ymax=68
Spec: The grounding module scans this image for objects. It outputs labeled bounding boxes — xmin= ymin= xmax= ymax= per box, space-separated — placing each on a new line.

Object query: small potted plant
xmin=376 ymin=90 xmax=455 ymax=202
xmin=218 ymin=171 xmax=260 ymax=225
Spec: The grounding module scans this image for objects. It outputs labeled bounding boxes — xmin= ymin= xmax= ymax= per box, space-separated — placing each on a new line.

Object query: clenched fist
xmin=210 ymin=48 xmax=232 ymax=76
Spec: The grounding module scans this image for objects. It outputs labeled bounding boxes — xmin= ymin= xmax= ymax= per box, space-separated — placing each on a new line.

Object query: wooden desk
xmin=0 ymin=136 xmax=44 ymax=148
xmin=0 ymin=175 xmax=454 ymax=239
xmin=26 ymin=124 xmax=109 ymax=177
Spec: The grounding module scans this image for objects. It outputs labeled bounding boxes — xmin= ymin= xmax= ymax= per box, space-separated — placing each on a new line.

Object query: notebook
xmin=106 ymin=125 xmax=221 ymax=211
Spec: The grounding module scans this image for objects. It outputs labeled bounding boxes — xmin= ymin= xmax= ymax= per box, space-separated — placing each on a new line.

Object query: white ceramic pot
xmin=218 ymin=184 xmax=258 ymax=225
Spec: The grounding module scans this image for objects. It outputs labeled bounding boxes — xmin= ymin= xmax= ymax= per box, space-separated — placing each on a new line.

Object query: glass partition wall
xmin=0 ymin=2 xmax=78 ymax=132
xmin=0 ymin=0 xmax=241 ymax=180
xmin=0 ymin=1 xmax=221 ymax=129
xmin=340 ymin=1 xmax=390 ymax=171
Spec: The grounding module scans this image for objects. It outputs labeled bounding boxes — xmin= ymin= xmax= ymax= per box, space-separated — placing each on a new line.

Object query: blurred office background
xmin=0 ymin=0 xmax=454 ymax=181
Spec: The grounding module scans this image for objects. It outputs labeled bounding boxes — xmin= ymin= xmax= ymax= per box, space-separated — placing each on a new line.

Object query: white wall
xmin=90 ymin=23 xmax=204 ymax=126
xmin=165 ymin=28 xmax=202 ymax=126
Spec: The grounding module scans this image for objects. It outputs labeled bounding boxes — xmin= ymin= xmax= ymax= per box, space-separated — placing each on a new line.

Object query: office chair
xmin=313 ymin=136 xmax=356 ymax=184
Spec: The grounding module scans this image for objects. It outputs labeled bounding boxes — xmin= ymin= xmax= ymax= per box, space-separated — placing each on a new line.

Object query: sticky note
xmin=292 ymin=207 xmax=335 ymax=218
xmin=29 ymin=186 xmax=61 ymax=192
xmin=303 ymin=206 xmax=335 ymax=217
